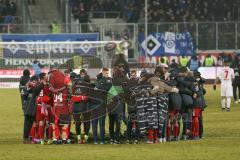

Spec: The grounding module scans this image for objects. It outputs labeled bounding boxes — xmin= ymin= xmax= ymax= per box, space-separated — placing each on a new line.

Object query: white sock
xmin=227 ymin=97 xmax=231 ymax=109
xmin=221 ymin=98 xmax=226 ymax=109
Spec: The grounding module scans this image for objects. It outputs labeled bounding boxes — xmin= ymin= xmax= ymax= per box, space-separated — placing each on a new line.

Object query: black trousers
xmin=73 ymin=113 xmax=90 ymax=135
xmin=109 ymin=114 xmax=121 ymax=141
xmin=233 ymin=83 xmax=240 ymax=101
xmin=182 ymin=108 xmax=192 ymax=135
xmin=23 ymin=115 xmax=35 ymax=139
xmin=126 ymin=113 xmax=139 ymax=140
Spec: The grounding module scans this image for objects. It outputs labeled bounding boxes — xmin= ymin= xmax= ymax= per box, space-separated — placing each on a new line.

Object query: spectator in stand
xmin=9 ymin=1 xmax=16 ymax=15
xmin=28 ymin=0 xmax=36 ymax=5
xmin=79 ymin=11 xmax=88 ymax=23
xmin=49 ymin=19 xmax=61 ymax=34
xmin=0 ymin=0 xmax=19 ymax=32
xmin=4 ymin=14 xmax=14 ymax=24
xmin=72 ymin=6 xmax=80 ymax=20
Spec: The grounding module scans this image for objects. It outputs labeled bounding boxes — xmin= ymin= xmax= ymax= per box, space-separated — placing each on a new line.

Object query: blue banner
xmin=1 ymin=33 xmax=99 ymax=57
xmin=138 ymin=32 xmax=194 ymax=56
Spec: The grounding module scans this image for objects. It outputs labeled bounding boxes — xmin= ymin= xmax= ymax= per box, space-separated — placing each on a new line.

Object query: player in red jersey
xmin=49 ymin=69 xmax=71 ymax=144
xmin=35 ymin=73 xmax=53 ymax=144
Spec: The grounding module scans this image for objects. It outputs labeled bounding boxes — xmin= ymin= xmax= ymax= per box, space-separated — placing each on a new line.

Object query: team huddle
xmin=19 ymin=60 xmax=209 ymax=145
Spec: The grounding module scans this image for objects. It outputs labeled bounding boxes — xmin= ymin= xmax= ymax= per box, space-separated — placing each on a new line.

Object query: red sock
xmin=154 ymin=130 xmax=158 ymax=141
xmin=38 ymin=125 xmax=45 ymax=139
xmin=178 ymin=122 xmax=180 ymax=136
xmin=148 ymin=129 xmax=154 ymax=141
xmin=47 ymin=124 xmax=53 ymax=139
xmin=192 ymin=117 xmax=199 ymax=137
xmin=62 ymin=127 xmax=69 ymax=139
xmin=66 ymin=126 xmax=70 ymax=139
xmin=54 ymin=125 xmax=60 ymax=140
xmin=166 ymin=123 xmax=171 ymax=139
xmin=30 ymin=126 xmax=36 ymax=139
xmin=173 ymin=123 xmax=179 ymax=138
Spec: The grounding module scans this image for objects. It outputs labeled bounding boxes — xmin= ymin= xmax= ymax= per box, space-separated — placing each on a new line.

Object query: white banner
xmin=4 ymin=58 xmax=70 ymax=66
xmin=164 ymin=32 xmax=176 ymax=54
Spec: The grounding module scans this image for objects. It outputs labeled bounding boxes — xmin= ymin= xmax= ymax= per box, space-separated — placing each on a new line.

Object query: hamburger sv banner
xmin=139 ymin=32 xmax=194 ymax=56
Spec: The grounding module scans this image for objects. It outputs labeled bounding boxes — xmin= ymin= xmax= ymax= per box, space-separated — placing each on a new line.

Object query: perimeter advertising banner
xmin=0 ymin=33 xmax=99 ymax=57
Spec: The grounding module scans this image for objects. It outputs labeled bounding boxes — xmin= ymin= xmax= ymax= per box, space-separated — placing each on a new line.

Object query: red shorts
xmin=35 ymin=104 xmax=52 ymax=122
xmin=169 ymin=110 xmax=179 ymax=117
xmin=53 ymin=103 xmax=70 ymax=117
xmin=192 ymin=107 xmax=201 ymax=117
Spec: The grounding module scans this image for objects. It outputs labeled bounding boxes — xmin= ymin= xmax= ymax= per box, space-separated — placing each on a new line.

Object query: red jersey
xmin=37 ymin=83 xmax=53 ymax=105
xmin=52 ymin=88 xmax=70 ymax=116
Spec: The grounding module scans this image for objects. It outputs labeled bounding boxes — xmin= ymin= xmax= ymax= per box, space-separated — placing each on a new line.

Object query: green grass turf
xmin=0 ymin=86 xmax=240 ymax=160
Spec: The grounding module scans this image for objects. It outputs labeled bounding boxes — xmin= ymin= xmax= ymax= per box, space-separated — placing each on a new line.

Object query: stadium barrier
xmin=0 ymin=22 xmax=239 ymax=88
xmin=0 ymin=22 xmax=239 ymax=51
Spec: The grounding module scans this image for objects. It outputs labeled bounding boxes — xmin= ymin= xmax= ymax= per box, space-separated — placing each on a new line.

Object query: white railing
xmin=88 ymin=11 xmax=121 ymax=19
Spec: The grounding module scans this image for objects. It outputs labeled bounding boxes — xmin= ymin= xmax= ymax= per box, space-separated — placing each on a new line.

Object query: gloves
xmin=213 ymin=84 xmax=216 ymax=90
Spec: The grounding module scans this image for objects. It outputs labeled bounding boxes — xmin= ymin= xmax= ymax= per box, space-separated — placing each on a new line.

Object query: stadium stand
xmin=0 ymin=0 xmax=20 ymax=33
xmin=69 ymin=0 xmax=239 ymax=22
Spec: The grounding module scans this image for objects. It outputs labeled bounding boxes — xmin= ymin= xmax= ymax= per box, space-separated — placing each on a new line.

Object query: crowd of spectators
xmin=0 ymin=0 xmax=17 ymax=24
xmin=69 ymin=0 xmax=122 ymax=22
xmin=69 ymin=0 xmax=239 ymax=23
xmin=146 ymin=0 xmax=239 ymax=22
xmin=0 ymin=0 xmax=21 ymax=33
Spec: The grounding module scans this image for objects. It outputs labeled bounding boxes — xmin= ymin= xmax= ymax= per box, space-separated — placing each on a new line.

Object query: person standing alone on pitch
xmin=214 ymin=61 xmax=235 ymax=111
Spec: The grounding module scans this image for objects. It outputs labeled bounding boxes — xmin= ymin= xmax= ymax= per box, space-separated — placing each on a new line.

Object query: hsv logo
xmin=141 ymin=35 xmax=161 ymax=56
xmin=79 ymin=40 xmax=92 ymax=53
xmin=7 ymin=43 xmax=20 ymax=54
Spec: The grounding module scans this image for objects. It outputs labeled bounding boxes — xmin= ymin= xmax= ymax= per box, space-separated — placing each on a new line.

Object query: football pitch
xmin=0 ymin=86 xmax=240 ymax=160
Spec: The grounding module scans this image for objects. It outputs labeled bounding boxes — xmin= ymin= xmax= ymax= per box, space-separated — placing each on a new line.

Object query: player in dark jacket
xmin=232 ymin=64 xmax=240 ymax=104
xmin=125 ymin=70 xmax=139 ymax=144
xmin=21 ymin=73 xmax=36 ymax=143
xmin=193 ymin=71 xmax=207 ymax=139
xmin=91 ymin=67 xmax=112 ymax=144
xmin=24 ymin=76 xmax=43 ymax=143
xmin=71 ymin=69 xmax=90 ymax=144
xmin=19 ymin=69 xmax=30 ymax=110
xmin=177 ymin=67 xmax=195 ymax=140
xmin=108 ymin=66 xmax=128 ymax=144
xmin=165 ymin=71 xmax=182 ymax=141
